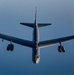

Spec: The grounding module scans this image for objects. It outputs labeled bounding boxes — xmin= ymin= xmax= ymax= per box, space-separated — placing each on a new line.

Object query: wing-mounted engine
xmin=7 ymin=43 xmax=14 ymax=51
xmin=58 ymin=42 xmax=65 ymax=53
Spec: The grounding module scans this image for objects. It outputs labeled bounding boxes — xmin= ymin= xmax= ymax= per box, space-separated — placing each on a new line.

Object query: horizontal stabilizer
xmin=38 ymin=23 xmax=51 ymax=27
xmin=20 ymin=23 xmax=34 ymax=28
xmin=20 ymin=23 xmax=52 ymax=28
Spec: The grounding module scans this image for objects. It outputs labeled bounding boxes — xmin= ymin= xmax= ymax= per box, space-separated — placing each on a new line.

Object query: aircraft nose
xmin=35 ymin=57 xmax=40 ymax=64
xmin=32 ymin=55 xmax=40 ymax=64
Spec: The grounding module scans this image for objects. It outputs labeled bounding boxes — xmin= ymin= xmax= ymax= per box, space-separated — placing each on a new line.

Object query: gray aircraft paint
xmin=32 ymin=7 xmax=40 ymax=64
xmin=0 ymin=7 xmax=74 ymax=64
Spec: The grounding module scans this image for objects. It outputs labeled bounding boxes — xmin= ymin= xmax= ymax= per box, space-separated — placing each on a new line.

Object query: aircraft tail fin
xmin=20 ymin=7 xmax=52 ymax=28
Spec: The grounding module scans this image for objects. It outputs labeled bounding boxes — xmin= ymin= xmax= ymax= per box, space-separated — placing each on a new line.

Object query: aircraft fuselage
xmin=32 ymin=19 xmax=40 ymax=64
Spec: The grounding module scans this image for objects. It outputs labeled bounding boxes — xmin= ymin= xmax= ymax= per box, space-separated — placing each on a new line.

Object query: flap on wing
xmin=38 ymin=35 xmax=74 ymax=48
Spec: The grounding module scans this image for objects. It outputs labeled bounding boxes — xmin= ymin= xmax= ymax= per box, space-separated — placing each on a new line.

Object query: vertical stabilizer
xmin=35 ymin=7 xmax=37 ymax=24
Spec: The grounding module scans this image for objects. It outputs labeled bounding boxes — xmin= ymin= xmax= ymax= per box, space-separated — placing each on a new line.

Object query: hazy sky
xmin=0 ymin=0 xmax=74 ymax=75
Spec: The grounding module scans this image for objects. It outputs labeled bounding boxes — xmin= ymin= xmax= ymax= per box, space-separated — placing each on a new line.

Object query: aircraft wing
xmin=0 ymin=33 xmax=34 ymax=48
xmin=38 ymin=35 xmax=74 ymax=48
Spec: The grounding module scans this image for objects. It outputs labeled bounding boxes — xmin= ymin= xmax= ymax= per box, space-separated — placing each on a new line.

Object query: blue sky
xmin=0 ymin=0 xmax=74 ymax=75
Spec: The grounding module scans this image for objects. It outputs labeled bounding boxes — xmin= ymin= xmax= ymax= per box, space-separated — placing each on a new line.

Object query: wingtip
xmin=20 ymin=23 xmax=23 ymax=25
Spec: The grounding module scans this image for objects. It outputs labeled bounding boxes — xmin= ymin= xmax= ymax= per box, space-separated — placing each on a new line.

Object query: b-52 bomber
xmin=0 ymin=7 xmax=74 ymax=64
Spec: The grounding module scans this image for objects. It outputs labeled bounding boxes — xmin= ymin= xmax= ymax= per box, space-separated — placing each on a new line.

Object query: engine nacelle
xmin=58 ymin=46 xmax=62 ymax=52
xmin=58 ymin=46 xmax=65 ymax=53
xmin=7 ymin=44 xmax=14 ymax=51
xmin=61 ymin=46 xmax=65 ymax=52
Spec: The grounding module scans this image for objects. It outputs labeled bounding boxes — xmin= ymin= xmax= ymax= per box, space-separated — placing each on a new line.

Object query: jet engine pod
xmin=58 ymin=46 xmax=62 ymax=52
xmin=61 ymin=46 xmax=65 ymax=52
xmin=58 ymin=46 xmax=65 ymax=53
xmin=7 ymin=43 xmax=14 ymax=51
